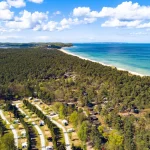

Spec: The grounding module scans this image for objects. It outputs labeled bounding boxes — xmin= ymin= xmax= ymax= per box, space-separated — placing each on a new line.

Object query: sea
xmin=63 ymin=43 xmax=150 ymax=76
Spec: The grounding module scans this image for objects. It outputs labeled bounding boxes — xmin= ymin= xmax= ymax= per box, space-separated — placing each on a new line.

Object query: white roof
xmin=22 ymin=142 xmax=27 ymax=146
xmin=62 ymin=120 xmax=68 ymax=123
xmin=21 ymin=130 xmax=26 ymax=134
xmin=32 ymin=122 xmax=36 ymax=125
xmin=46 ymin=146 xmax=53 ymax=148
xmin=14 ymin=119 xmax=19 ymax=122
xmin=46 ymin=146 xmax=53 ymax=149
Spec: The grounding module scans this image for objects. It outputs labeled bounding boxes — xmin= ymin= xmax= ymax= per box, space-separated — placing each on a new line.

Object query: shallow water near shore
xmin=63 ymin=43 xmax=150 ymax=76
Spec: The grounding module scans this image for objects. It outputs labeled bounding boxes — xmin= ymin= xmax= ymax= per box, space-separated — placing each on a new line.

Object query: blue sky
xmin=1 ymin=0 xmax=150 ymax=43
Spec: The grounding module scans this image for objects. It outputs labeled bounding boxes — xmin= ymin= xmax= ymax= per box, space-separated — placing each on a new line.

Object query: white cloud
xmin=58 ymin=17 xmax=96 ymax=31
xmin=99 ymin=1 xmax=150 ymax=20
xmin=28 ymin=0 xmax=44 ymax=4
xmin=0 ymin=1 xmax=10 ymax=10
xmin=73 ymin=7 xmax=100 ymax=18
xmin=34 ymin=18 xmax=83 ymax=31
xmin=4 ymin=0 xmax=150 ymax=33
xmin=0 ymin=27 xmax=20 ymax=34
xmin=99 ymin=1 xmax=150 ymax=28
xmin=101 ymin=19 xmax=141 ymax=28
xmin=0 ymin=35 xmax=22 ymax=40
xmin=73 ymin=2 xmax=150 ymax=20
xmin=59 ymin=18 xmax=76 ymax=30
xmin=6 ymin=10 xmax=48 ymax=29
xmin=53 ymin=11 xmax=61 ymax=15
xmin=73 ymin=2 xmax=150 ymax=28
xmin=73 ymin=7 xmax=91 ymax=17
xmin=0 ymin=27 xmax=7 ymax=34
xmin=130 ymin=32 xmax=150 ymax=36
xmin=4 ymin=7 xmax=97 ymax=32
xmin=84 ymin=18 xmax=97 ymax=24
xmin=137 ymin=22 xmax=150 ymax=28
xmin=7 ymin=0 xmax=26 ymax=8
xmin=42 ymin=21 xmax=58 ymax=31
xmin=0 ymin=9 xmax=14 ymax=20
xmin=0 ymin=1 xmax=14 ymax=20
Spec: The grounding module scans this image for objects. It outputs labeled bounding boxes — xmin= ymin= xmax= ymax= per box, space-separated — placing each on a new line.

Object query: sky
xmin=1 ymin=0 xmax=150 ymax=43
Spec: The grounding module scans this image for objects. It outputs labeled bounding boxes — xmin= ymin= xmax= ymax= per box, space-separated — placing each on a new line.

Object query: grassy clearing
xmin=20 ymin=102 xmax=53 ymax=148
xmin=40 ymin=125 xmax=53 ymax=146
xmin=53 ymin=116 xmax=81 ymax=147
xmin=3 ymin=110 xmax=28 ymax=150
xmin=34 ymin=101 xmax=82 ymax=147
xmin=20 ymin=105 xmax=42 ymax=149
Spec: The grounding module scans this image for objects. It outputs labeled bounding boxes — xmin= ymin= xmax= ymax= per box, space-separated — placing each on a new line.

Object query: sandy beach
xmin=60 ymin=48 xmax=144 ymax=77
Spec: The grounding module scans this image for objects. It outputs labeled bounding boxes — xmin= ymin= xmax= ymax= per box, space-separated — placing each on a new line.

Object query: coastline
xmin=60 ymin=48 xmax=145 ymax=77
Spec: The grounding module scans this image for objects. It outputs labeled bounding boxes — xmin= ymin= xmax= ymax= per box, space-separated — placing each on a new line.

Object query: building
xmin=62 ymin=120 xmax=68 ymax=126
xmin=22 ymin=142 xmax=27 ymax=149
xmin=39 ymin=120 xmax=45 ymax=126
xmin=25 ymin=115 xmax=29 ymax=119
xmin=46 ymin=146 xmax=53 ymax=150
xmin=28 ymin=97 xmax=33 ymax=100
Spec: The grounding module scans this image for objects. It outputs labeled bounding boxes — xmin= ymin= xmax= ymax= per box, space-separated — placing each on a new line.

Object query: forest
xmin=0 ymin=47 xmax=150 ymax=149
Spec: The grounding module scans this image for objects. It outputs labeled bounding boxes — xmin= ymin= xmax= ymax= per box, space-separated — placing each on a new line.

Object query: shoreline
xmin=60 ymin=48 xmax=145 ymax=77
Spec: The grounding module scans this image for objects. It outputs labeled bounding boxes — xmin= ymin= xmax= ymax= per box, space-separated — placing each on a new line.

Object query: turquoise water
xmin=64 ymin=43 xmax=150 ymax=76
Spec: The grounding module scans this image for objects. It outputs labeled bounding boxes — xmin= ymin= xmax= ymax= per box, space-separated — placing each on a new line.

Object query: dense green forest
xmin=0 ymin=47 xmax=150 ymax=109
xmin=0 ymin=47 xmax=150 ymax=149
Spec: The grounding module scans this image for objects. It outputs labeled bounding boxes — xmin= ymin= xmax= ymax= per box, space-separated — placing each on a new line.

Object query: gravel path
xmin=16 ymin=105 xmax=46 ymax=150
xmin=33 ymin=104 xmax=71 ymax=150
xmin=33 ymin=123 xmax=46 ymax=150
xmin=0 ymin=110 xmax=18 ymax=148
xmin=51 ymin=117 xmax=71 ymax=150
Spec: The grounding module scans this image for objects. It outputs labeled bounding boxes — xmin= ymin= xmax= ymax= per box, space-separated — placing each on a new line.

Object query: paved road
xmin=16 ymin=104 xmax=26 ymax=115
xmin=35 ymin=104 xmax=46 ymax=115
xmin=33 ymin=104 xmax=71 ymax=150
xmin=10 ymin=125 xmax=19 ymax=148
xmin=32 ymin=123 xmax=46 ymax=150
xmin=0 ymin=110 xmax=10 ymax=124
xmin=0 ymin=110 xmax=18 ymax=148
xmin=51 ymin=117 xmax=71 ymax=150
xmin=16 ymin=105 xmax=46 ymax=150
